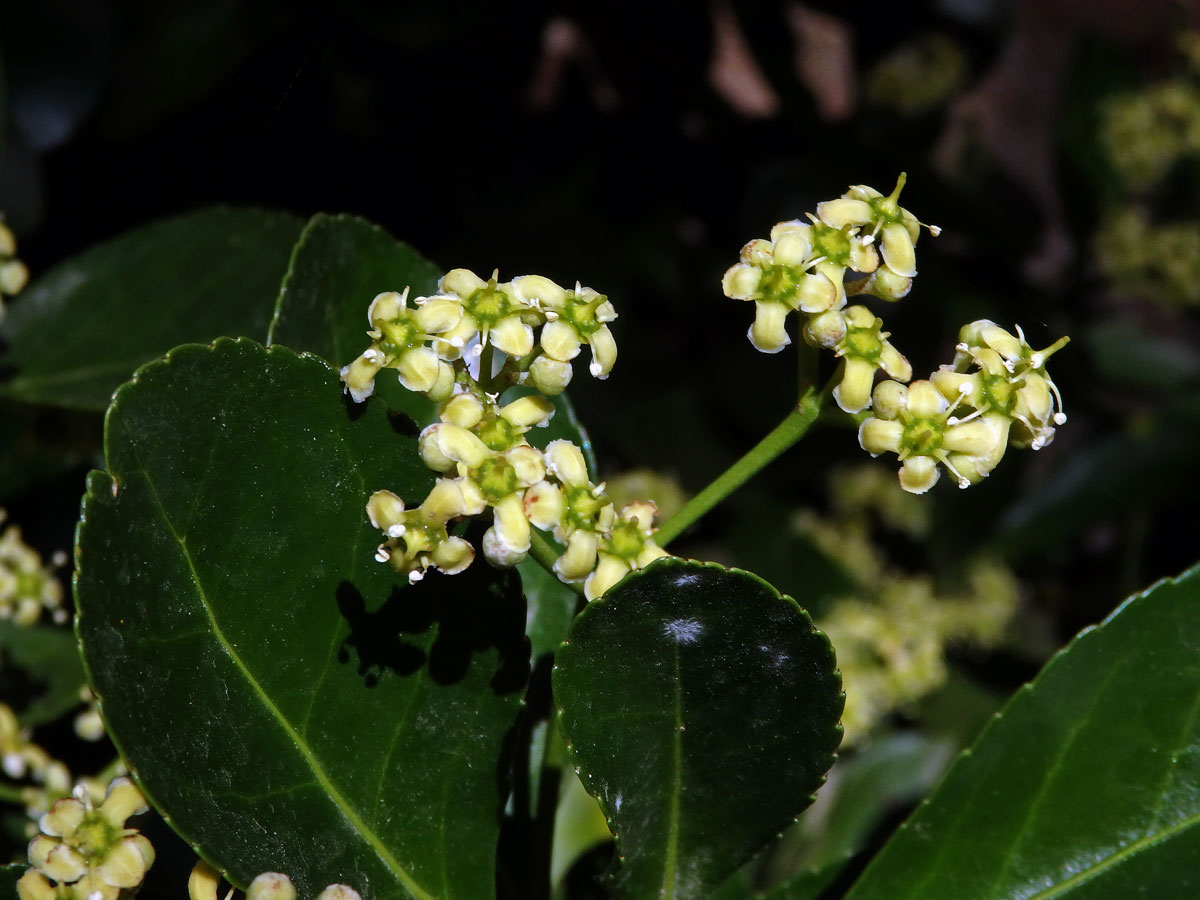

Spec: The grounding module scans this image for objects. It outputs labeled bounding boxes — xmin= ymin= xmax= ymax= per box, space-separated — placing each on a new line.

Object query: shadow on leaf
xmin=336 ymin=555 xmax=529 ymax=695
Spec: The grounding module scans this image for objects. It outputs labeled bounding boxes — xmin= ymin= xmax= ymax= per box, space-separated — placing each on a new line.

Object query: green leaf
xmin=267 ymin=213 xmax=443 ymax=368
xmin=553 ymin=559 xmax=843 ymax=900
xmin=844 ymin=564 xmax=1200 ymax=900
xmin=76 ymin=339 xmax=529 ymax=900
xmin=0 ymin=208 xmax=303 ymax=410
xmin=772 ymin=732 xmax=953 ymax=881
xmin=0 ymin=620 xmax=86 ymax=727
xmin=0 ymin=864 xmax=26 ymax=898
xmin=755 ymin=858 xmax=850 ymax=900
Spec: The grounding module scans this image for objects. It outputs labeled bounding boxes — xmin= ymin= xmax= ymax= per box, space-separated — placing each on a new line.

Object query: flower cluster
xmin=345 ymin=272 xmax=667 ymax=600
xmin=17 ymin=777 xmax=154 ymax=900
xmin=368 ymin=385 xmax=666 ymax=599
xmin=725 ymin=176 xmax=1069 ymax=493
xmin=0 ymin=512 xmax=67 ymax=625
xmin=1100 ymin=74 xmax=1200 ymax=192
xmin=0 ymin=217 xmax=30 ymax=317
xmin=1095 ymin=206 xmax=1200 ymax=308
xmin=189 ymin=861 xmax=362 ymax=900
xmin=859 ymin=321 xmax=1068 ymax=493
xmin=1 ymin=704 xmax=70 ymax=804
xmin=796 ymin=465 xmax=1020 ymax=744
xmin=341 ymin=269 xmax=617 ymax=403
xmin=722 ymin=174 xmax=934 ymax=411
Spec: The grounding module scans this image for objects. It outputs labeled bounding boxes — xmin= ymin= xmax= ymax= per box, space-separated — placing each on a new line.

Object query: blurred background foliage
xmin=4 ymin=0 xmax=1200 ymax=892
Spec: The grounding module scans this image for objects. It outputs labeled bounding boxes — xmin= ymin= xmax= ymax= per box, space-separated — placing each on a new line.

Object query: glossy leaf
xmin=267 ymin=213 xmax=442 ymax=368
xmin=76 ymin=339 xmax=528 ymax=900
xmin=0 ymin=620 xmax=86 ymax=726
xmin=553 ymin=558 xmax=843 ymax=900
xmin=844 ymin=564 xmax=1200 ymax=900
xmin=0 ymin=208 xmax=302 ymax=410
xmin=785 ymin=732 xmax=954 ymax=877
xmin=0 ymin=864 xmax=25 ymax=899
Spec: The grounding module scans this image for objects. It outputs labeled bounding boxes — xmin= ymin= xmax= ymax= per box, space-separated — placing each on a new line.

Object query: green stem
xmin=529 ymin=531 xmax=584 ymax=597
xmin=0 ymin=780 xmax=25 ymax=804
xmin=656 ymin=375 xmax=836 ymax=547
xmin=478 ymin=342 xmax=496 ymax=394
xmin=95 ymin=756 xmax=125 ymax=785
xmin=796 ymin=331 xmax=819 ymax=397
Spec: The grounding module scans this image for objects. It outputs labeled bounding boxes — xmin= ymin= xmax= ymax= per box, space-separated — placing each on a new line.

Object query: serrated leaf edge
xmin=553 ymin=556 xmax=845 ymax=898
xmin=73 ymin=338 xmax=439 ymax=900
xmin=845 ymin=562 xmax=1200 ymax=900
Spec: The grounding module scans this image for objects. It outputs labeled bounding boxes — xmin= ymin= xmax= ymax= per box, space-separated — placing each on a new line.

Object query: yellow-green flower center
xmin=979 ymin=372 xmax=1017 ymax=414
xmin=902 ymin=417 xmax=944 ymax=457
xmin=842 ymin=328 xmax=884 ymax=363
xmin=605 ymin=521 xmax=645 ymax=559
xmin=471 ymin=457 xmax=520 ymax=502
xmin=757 ymin=264 xmax=802 ymax=305
xmin=73 ymin=814 xmax=118 ymax=860
xmin=563 ymin=484 xmax=609 ymax=532
xmin=464 ymin=281 xmax=515 ymax=327
xmin=377 ymin=317 xmax=424 ymax=355
xmin=809 ymin=222 xmax=853 ymax=266
xmin=476 ymin=415 xmax=519 ymax=452
xmin=561 ymin=292 xmax=607 ymax=337
xmin=397 ymin=517 xmax=446 ymax=555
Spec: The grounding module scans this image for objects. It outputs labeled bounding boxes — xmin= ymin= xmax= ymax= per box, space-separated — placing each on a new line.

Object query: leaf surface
xmin=75 ymin=339 xmax=528 ymax=900
xmin=553 ymin=558 xmax=843 ymax=899
xmin=844 ymin=564 xmax=1200 ymax=900
xmin=0 ymin=620 xmax=86 ymax=726
xmin=267 ymin=213 xmax=442 ymax=368
xmin=0 ymin=208 xmax=302 ymax=410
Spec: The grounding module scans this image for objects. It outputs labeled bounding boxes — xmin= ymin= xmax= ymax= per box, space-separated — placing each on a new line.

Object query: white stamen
xmin=374 ymin=547 xmax=390 ymax=563
xmin=952 ymin=407 xmax=984 ymax=426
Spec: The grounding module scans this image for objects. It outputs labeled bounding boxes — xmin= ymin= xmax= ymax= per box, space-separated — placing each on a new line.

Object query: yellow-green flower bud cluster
xmin=865 ymin=33 xmax=967 ymax=116
xmin=189 ymin=861 xmax=363 ymax=900
xmin=797 ymin=465 xmax=1020 ymax=744
xmin=0 ymin=217 xmax=30 ymax=318
xmin=1095 ymin=206 xmax=1200 ymax=308
xmin=17 ymin=778 xmax=154 ymax=900
xmin=818 ymin=562 xmax=1018 ymax=745
xmin=1100 ymin=77 xmax=1200 ymax=192
xmin=723 ymin=174 xmax=937 ymax=413
xmin=859 ymin=321 xmax=1068 ymax=494
xmin=340 ymin=269 xmax=618 ymax=403
xmin=0 ymin=513 xmax=67 ymax=626
xmin=1 ymin=704 xmax=71 ymax=806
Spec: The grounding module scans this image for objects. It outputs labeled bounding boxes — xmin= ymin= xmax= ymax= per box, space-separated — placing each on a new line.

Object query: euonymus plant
xmin=0 ymin=177 xmax=1198 ymax=900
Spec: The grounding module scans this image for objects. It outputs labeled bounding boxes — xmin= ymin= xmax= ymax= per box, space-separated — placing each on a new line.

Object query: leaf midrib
xmin=132 ymin=462 xmax=436 ymax=900
xmin=660 ymin=646 xmax=684 ymax=899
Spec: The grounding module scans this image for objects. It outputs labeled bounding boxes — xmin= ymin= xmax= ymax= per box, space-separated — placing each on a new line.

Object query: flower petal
xmin=879 ymin=222 xmax=917 ymax=277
